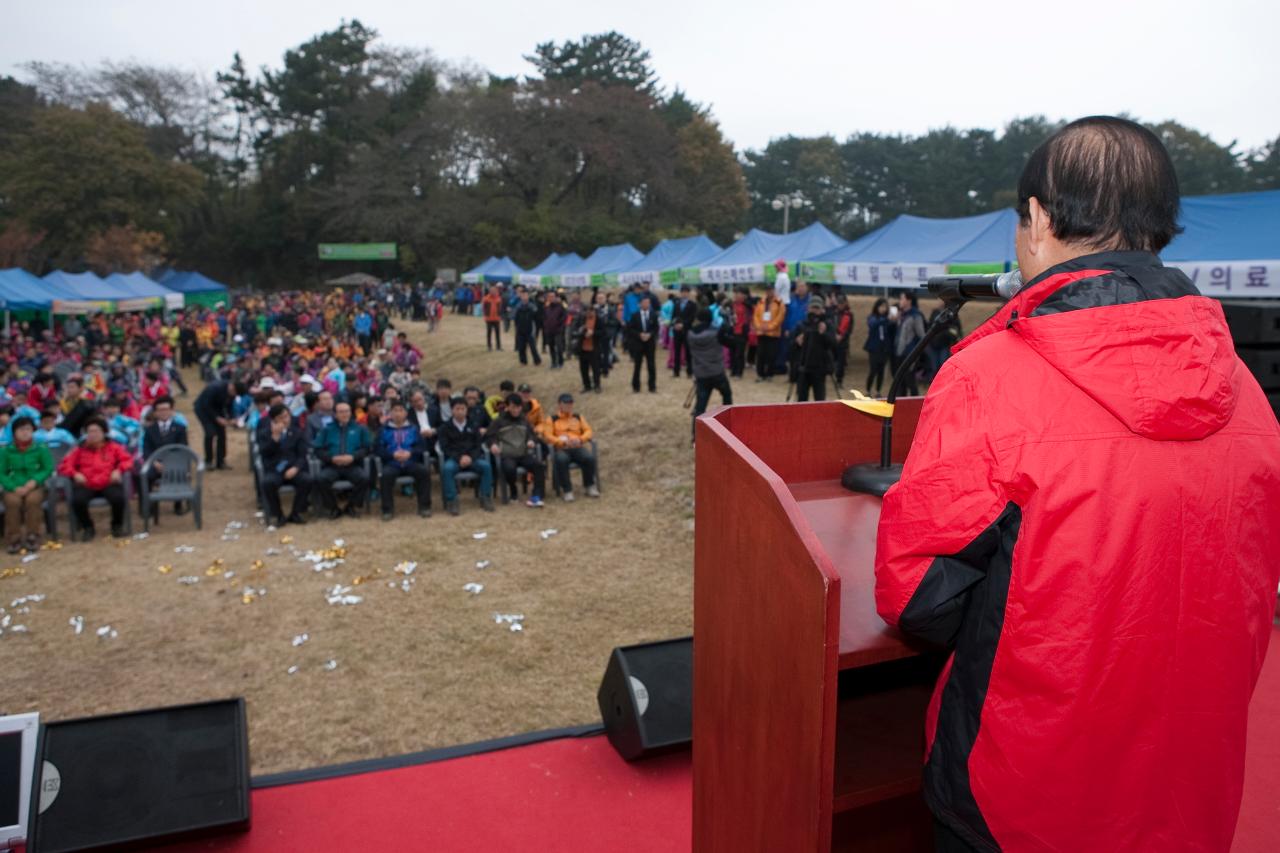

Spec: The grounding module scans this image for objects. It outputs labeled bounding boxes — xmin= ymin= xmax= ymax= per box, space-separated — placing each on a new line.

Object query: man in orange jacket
xmin=538 ymin=393 xmax=598 ymax=502
xmin=481 ymin=285 xmax=504 ymax=351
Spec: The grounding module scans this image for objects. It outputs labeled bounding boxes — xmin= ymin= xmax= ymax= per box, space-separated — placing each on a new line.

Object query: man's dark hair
xmin=84 ymin=415 xmax=109 ymax=434
xmin=1017 ymin=116 xmax=1182 ymax=253
xmin=303 ymin=391 xmax=319 ymax=411
xmin=104 ymin=396 xmax=124 ymax=410
xmin=499 ymin=380 xmax=515 ymax=392
xmin=11 ymin=415 xmax=34 ymax=433
xmin=505 ymin=393 xmax=524 ymax=407
xmin=899 ymin=290 xmax=918 ymax=307
xmin=40 ymin=407 xmax=58 ymax=420
xmin=153 ymin=395 xmax=174 ymax=409
xmin=436 ymin=378 xmax=452 ymax=390
xmin=267 ymin=403 xmax=289 ymax=421
xmin=696 ymin=307 xmax=713 ymax=324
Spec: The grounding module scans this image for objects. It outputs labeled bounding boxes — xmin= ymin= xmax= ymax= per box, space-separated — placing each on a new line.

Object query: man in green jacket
xmin=0 ymin=416 xmax=53 ymax=552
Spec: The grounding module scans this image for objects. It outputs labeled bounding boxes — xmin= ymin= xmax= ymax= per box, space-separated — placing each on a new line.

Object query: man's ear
xmin=1026 ymin=197 xmax=1053 ymax=257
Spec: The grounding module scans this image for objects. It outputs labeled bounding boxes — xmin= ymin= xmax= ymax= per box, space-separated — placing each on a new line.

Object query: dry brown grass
xmin=0 ymin=295 xmax=996 ymax=775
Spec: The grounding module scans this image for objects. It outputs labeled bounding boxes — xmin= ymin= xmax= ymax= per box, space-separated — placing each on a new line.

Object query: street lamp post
xmin=770 ymin=192 xmax=805 ymax=234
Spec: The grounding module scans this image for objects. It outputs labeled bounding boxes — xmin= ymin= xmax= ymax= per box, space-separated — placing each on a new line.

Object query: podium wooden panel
xmin=693 ymin=400 xmax=937 ymax=852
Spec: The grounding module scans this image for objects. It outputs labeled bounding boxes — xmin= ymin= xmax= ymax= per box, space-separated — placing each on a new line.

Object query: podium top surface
xmin=788 ymin=479 xmax=919 ymax=668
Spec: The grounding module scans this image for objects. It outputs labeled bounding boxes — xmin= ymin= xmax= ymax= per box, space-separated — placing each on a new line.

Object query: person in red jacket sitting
xmin=875 ymin=116 xmax=1280 ymax=852
xmin=57 ymin=415 xmax=134 ymax=541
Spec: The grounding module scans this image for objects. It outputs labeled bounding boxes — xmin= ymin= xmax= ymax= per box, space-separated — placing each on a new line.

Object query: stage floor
xmin=165 ymin=627 xmax=1280 ymax=852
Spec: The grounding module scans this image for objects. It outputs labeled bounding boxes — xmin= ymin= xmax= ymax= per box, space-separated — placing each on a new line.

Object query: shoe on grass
xmin=286 ymin=513 xmax=307 ymax=525
xmin=447 ymin=499 xmax=460 ymax=516
xmin=481 ymin=496 xmax=495 ymax=512
xmin=562 ymin=491 xmax=575 ymax=503
xmin=381 ymin=511 xmax=394 ymax=522
xmin=586 ymin=485 xmax=601 ymax=498
xmin=418 ymin=506 xmax=433 ymax=518
xmin=526 ymin=496 xmax=544 ymax=508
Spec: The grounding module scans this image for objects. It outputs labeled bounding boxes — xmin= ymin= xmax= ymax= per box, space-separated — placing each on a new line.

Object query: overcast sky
xmin=4 ymin=0 xmax=1277 ymax=153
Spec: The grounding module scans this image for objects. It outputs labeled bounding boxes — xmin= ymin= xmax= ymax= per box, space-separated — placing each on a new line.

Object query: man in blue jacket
xmin=377 ymin=400 xmax=431 ymax=521
xmin=315 ymin=401 xmax=371 ymax=518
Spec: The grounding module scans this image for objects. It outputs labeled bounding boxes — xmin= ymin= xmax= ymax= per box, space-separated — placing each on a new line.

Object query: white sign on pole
xmin=832 ymin=263 xmax=947 ymax=287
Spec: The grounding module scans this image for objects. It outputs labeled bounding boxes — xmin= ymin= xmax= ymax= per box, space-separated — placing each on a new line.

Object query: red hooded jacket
xmin=875 ymin=251 xmax=1280 ymax=851
xmin=57 ymin=439 xmax=134 ymax=491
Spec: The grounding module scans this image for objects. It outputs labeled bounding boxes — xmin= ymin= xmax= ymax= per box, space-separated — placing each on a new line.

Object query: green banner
xmin=318 ymin=243 xmax=397 ymax=261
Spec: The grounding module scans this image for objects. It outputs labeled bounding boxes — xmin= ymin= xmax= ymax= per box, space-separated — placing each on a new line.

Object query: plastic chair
xmin=314 ymin=453 xmax=375 ymax=514
xmin=551 ymin=438 xmax=602 ymax=496
xmin=140 ymin=445 xmax=204 ymax=531
xmin=63 ymin=471 xmax=133 ymax=538
xmin=435 ymin=446 xmax=489 ymax=505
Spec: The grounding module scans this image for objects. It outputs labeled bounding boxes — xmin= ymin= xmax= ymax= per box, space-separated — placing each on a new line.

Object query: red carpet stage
xmin=166 ymin=628 xmax=1280 ymax=852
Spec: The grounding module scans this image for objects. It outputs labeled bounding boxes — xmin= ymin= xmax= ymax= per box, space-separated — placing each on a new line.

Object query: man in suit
xmin=258 ymin=403 xmax=312 ymax=526
xmin=193 ymin=378 xmax=242 ymax=469
xmin=315 ymin=401 xmax=371 ymax=518
xmin=407 ymin=389 xmax=440 ymax=456
xmin=670 ymin=286 xmax=698 ymax=377
xmin=142 ymin=394 xmax=190 ymax=518
xmin=626 ymin=293 xmax=659 ymax=393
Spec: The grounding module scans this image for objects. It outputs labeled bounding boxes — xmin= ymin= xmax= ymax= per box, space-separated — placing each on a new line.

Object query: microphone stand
xmin=840 ymin=304 xmax=960 ymax=496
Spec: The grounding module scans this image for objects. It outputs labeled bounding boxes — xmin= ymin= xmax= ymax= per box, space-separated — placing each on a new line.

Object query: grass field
xmin=0 ymin=297 xmax=997 ymax=775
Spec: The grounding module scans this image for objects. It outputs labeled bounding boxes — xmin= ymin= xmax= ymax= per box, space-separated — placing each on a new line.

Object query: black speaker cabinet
xmin=29 ymin=698 xmax=250 ymax=853
xmin=1235 ymin=346 xmax=1280 ymax=391
xmin=1220 ymin=300 xmax=1280 ymax=346
xmin=598 ymin=637 xmax=692 ymax=761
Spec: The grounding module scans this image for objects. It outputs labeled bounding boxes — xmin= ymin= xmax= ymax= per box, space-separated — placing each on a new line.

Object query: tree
xmin=526 ymin=32 xmax=659 ymax=95
xmin=85 ymin=225 xmax=167 ymax=274
xmin=671 ymin=114 xmax=748 ymax=242
xmin=0 ymin=104 xmax=201 ymax=267
xmin=1146 ymin=120 xmax=1247 ymax=195
xmin=1245 ymin=135 xmax=1280 ymax=190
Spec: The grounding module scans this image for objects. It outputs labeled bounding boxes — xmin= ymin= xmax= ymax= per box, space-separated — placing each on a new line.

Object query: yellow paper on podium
xmin=841 ymin=390 xmax=894 ymax=419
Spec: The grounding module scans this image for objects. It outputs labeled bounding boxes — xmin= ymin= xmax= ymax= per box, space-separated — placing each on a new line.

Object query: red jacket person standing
xmin=874 ymin=116 xmax=1280 ymax=851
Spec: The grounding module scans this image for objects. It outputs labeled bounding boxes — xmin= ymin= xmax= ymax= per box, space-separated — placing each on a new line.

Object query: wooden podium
xmin=693 ymin=400 xmax=941 ymax=852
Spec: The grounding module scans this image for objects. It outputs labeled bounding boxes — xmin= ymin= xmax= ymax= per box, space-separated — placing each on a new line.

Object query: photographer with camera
xmin=873 ymin=116 xmax=1280 ymax=852
xmin=789 ymin=299 xmax=837 ymax=402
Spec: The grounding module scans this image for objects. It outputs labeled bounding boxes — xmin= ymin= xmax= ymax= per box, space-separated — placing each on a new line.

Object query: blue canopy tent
xmin=516 ymin=253 xmax=584 ymax=287
xmin=800 ymin=209 xmax=1019 ymax=288
xmin=0 ymin=269 xmax=54 ymax=310
xmin=482 ymin=256 xmax=526 ymax=284
xmin=557 ymin=243 xmax=645 ymax=288
xmin=107 ymin=271 xmax=185 ymax=309
xmin=1161 ymin=190 xmax=1280 ymax=297
xmin=616 ymin=235 xmax=723 ymax=287
xmin=691 ymin=222 xmax=846 ymax=285
xmin=461 ymin=257 xmax=498 ymax=284
xmin=156 ymin=271 xmax=230 ymax=308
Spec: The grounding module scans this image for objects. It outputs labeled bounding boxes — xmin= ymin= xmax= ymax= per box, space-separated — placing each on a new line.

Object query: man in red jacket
xmin=875 ymin=116 xmax=1280 ymax=851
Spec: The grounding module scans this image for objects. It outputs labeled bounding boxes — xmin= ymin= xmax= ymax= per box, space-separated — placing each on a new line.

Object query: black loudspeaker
xmin=1220 ymin=300 xmax=1280 ymax=346
xmin=1237 ymin=347 xmax=1280 ymax=391
xmin=597 ymin=637 xmax=692 ymax=761
xmin=29 ymin=699 xmax=250 ymax=852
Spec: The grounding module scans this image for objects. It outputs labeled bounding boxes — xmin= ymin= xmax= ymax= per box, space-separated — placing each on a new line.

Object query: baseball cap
xmin=517 ymin=383 xmax=532 ymax=393
xmin=557 ymin=392 xmax=574 ymax=404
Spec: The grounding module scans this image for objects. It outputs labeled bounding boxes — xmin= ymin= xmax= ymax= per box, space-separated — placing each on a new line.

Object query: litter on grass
xmin=292 ymin=633 xmax=309 ymax=647
xmin=463 ymin=582 xmax=484 ymax=595
xmin=539 ymin=528 xmax=558 ymax=540
xmin=472 ymin=532 xmax=487 ymax=540
xmin=69 ymin=615 xmax=84 ymax=635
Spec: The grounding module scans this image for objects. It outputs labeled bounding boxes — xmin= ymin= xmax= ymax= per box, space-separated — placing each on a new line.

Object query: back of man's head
xmin=1017 ymin=116 xmax=1181 ymax=254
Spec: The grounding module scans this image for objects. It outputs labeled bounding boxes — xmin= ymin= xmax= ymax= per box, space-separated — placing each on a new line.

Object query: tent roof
xmin=105 ymin=271 xmax=172 ymax=298
xmin=1162 ymin=190 xmax=1280 ymax=261
xmin=160 ymin=271 xmax=229 ymax=294
xmin=463 ymin=257 xmax=499 ymax=277
xmin=525 ymin=252 xmax=583 ymax=275
xmin=43 ymin=270 xmax=136 ymax=300
xmin=700 ymin=222 xmax=845 ymax=269
xmin=619 ymin=235 xmax=723 ymax=273
xmin=483 ymin=256 xmax=526 ymax=282
xmin=560 ymin=243 xmax=644 ymax=275
xmin=809 ymin=209 xmax=1019 ymax=265
xmin=326 ymin=272 xmax=382 ymax=286
xmin=0 ymin=268 xmax=52 ymax=310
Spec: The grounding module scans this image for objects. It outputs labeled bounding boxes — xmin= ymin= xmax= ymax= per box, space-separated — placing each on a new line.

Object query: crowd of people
xmin=466 ymin=272 xmax=956 ymax=438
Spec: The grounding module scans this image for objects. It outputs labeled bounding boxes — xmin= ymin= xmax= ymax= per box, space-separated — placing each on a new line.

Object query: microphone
xmin=925 ymin=270 xmax=1023 ymax=304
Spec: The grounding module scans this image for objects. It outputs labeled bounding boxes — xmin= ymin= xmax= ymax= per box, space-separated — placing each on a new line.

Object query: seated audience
xmin=57 ymin=416 xmax=134 ymax=540
xmin=539 ymin=393 xmax=599 ymax=502
xmin=377 ymin=400 xmax=432 ymax=520
xmin=439 ymin=395 xmax=494 ymax=515
xmin=258 ymin=402 xmax=312 ymax=526
xmin=0 ymin=416 xmax=53 ymax=552
xmin=488 ymin=393 xmax=546 ymax=508
xmin=36 ymin=408 xmax=76 ymax=448
xmin=315 ymin=401 xmax=371 ymax=518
